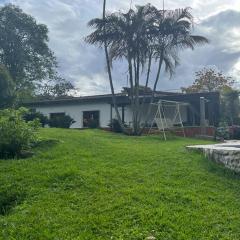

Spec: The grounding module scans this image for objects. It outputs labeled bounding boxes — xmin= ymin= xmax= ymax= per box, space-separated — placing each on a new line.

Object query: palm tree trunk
xmin=138 ymin=53 xmax=153 ymax=128
xmin=139 ymin=51 xmax=164 ymax=135
xmin=127 ymin=56 xmax=136 ymax=134
xmin=131 ymin=54 xmax=141 ymax=135
xmin=135 ymin=53 xmax=141 ymax=135
xmin=145 ymin=53 xmax=152 ymax=89
xmin=102 ymin=0 xmax=127 ymax=134
xmin=131 ymin=56 xmax=137 ymax=134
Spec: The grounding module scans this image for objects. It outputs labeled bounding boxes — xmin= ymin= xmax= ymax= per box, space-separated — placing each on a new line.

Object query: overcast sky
xmin=2 ymin=0 xmax=240 ymax=95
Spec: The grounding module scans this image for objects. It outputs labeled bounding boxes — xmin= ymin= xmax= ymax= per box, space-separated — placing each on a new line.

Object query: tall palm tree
xmin=101 ymin=0 xmax=127 ymax=133
xmin=140 ymin=8 xmax=209 ymax=134
xmin=86 ymin=4 xmax=208 ymax=135
xmin=87 ymin=4 xmax=157 ymax=135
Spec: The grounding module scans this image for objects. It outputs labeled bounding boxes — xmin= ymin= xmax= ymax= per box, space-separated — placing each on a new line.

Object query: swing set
xmin=149 ymin=100 xmax=189 ymax=140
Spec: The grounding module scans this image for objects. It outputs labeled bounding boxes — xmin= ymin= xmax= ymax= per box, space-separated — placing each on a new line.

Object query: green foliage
xmin=23 ymin=109 xmax=49 ymax=127
xmin=220 ymin=89 xmax=240 ymax=125
xmin=1 ymin=129 xmax=240 ymax=239
xmin=49 ymin=115 xmax=75 ymax=128
xmin=230 ymin=126 xmax=240 ymax=140
xmin=87 ymin=119 xmax=99 ymax=129
xmin=36 ymin=78 xmax=76 ymax=99
xmin=182 ymin=68 xmax=234 ymax=93
xmin=0 ymin=108 xmax=40 ymax=158
xmin=0 ymin=65 xmax=14 ymax=108
xmin=215 ymin=122 xmax=230 ymax=140
xmin=0 ymin=4 xmax=59 ymax=99
xmin=86 ymin=4 xmax=208 ymax=135
xmin=109 ymin=118 xmax=125 ymax=133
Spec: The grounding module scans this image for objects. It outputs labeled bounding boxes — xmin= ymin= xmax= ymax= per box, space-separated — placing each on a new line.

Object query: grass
xmin=0 ymin=129 xmax=240 ymax=239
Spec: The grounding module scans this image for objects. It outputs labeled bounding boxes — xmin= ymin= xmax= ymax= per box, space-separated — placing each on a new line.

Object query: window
xmin=50 ymin=112 xmax=65 ymax=119
xmin=83 ymin=111 xmax=100 ymax=128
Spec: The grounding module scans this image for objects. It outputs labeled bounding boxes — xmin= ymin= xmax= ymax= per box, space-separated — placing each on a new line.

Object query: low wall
xmin=103 ymin=126 xmax=216 ymax=138
xmin=174 ymin=126 xmax=215 ymax=137
xmin=204 ymin=149 xmax=240 ymax=172
xmin=147 ymin=126 xmax=216 ymax=138
xmin=187 ymin=143 xmax=240 ymax=173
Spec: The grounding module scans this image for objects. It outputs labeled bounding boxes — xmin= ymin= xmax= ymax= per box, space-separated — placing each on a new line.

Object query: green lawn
xmin=1 ymin=129 xmax=240 ymax=240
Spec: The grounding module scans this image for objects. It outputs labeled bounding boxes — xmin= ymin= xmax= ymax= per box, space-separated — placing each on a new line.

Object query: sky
xmin=1 ymin=0 xmax=240 ymax=95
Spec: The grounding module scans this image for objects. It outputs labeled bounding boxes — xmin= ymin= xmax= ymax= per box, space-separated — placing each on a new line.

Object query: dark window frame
xmin=82 ymin=110 xmax=100 ymax=128
xmin=50 ymin=112 xmax=65 ymax=119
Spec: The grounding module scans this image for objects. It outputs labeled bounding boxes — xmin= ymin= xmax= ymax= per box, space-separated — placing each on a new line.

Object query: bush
xmin=215 ymin=122 xmax=230 ymax=140
xmin=109 ymin=119 xmax=124 ymax=133
xmin=0 ymin=108 xmax=40 ymax=158
xmin=88 ymin=119 xmax=99 ymax=129
xmin=229 ymin=125 xmax=240 ymax=140
xmin=24 ymin=109 xmax=48 ymax=127
xmin=49 ymin=115 xmax=75 ymax=128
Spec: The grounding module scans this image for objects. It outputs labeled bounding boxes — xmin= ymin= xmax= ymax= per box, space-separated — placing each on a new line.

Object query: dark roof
xmin=24 ymin=93 xmax=129 ymax=107
xmin=24 ymin=91 xmax=220 ymax=107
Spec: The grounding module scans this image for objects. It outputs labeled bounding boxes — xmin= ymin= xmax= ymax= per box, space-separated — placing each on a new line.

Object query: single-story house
xmin=26 ymin=91 xmax=220 ymax=133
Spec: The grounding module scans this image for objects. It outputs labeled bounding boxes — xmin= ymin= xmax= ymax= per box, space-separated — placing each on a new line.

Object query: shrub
xmin=215 ymin=122 xmax=230 ymax=140
xmin=24 ymin=109 xmax=48 ymax=127
xmin=0 ymin=108 xmax=40 ymax=158
xmin=109 ymin=119 xmax=124 ymax=133
xmin=229 ymin=125 xmax=240 ymax=140
xmin=49 ymin=115 xmax=75 ymax=128
xmin=88 ymin=119 xmax=99 ymax=129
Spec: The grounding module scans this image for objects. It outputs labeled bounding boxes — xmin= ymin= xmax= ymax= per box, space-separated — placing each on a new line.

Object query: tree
xmin=220 ymin=89 xmax=240 ymax=125
xmin=182 ymin=68 xmax=235 ymax=93
xmin=182 ymin=68 xmax=239 ymax=125
xmin=36 ymin=78 xmax=76 ymax=99
xmin=0 ymin=65 xmax=14 ymax=108
xmin=101 ymin=0 xmax=127 ymax=134
xmin=0 ymin=4 xmax=59 ymax=99
xmin=86 ymin=4 xmax=208 ymax=135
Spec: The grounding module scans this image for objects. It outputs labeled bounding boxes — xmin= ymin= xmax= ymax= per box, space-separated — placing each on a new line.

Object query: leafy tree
xmin=220 ymin=89 xmax=240 ymax=125
xmin=183 ymin=68 xmax=239 ymax=126
xmin=86 ymin=3 xmax=208 ymax=135
xmin=121 ymin=85 xmax=153 ymax=95
xmin=36 ymin=79 xmax=76 ymax=99
xmin=182 ymin=68 xmax=235 ymax=93
xmin=0 ymin=4 xmax=59 ymax=99
xmin=0 ymin=65 xmax=14 ymax=108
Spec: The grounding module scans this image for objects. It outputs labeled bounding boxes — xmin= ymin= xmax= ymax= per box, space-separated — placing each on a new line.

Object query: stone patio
xmin=187 ymin=141 xmax=240 ymax=172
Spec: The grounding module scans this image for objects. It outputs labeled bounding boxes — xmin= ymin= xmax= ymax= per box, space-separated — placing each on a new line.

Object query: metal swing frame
xmin=149 ymin=100 xmax=189 ymax=140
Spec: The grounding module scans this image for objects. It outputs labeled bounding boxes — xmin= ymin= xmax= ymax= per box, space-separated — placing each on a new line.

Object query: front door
xmin=83 ymin=111 xmax=100 ymax=128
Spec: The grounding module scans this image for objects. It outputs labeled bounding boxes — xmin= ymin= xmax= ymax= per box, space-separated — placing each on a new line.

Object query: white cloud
xmin=1 ymin=0 xmax=240 ymax=94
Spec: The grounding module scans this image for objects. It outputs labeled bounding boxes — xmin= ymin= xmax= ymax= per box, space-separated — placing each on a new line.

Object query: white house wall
xmin=35 ymin=101 xmax=188 ymax=129
xmin=35 ymin=103 xmax=112 ymax=128
xmin=111 ymin=106 xmax=133 ymax=126
xmin=112 ymin=104 xmax=188 ymax=128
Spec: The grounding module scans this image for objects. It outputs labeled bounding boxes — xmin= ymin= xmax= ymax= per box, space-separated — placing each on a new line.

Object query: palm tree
xmin=86 ymin=4 xmax=208 ymax=135
xmin=87 ymin=4 xmax=157 ymax=135
xmin=140 ymin=8 xmax=209 ymax=133
xmin=101 ymin=0 xmax=127 ymax=133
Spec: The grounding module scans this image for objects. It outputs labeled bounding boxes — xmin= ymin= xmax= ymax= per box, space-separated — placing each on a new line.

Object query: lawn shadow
xmin=47 ymin=170 xmax=91 ymax=191
xmin=34 ymin=139 xmax=60 ymax=151
xmin=0 ymin=139 xmax=60 ymax=161
xmin=199 ymin=154 xmax=240 ymax=181
xmin=0 ymin=190 xmax=26 ymax=216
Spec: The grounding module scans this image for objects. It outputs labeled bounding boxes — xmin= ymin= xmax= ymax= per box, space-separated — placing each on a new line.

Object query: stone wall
xmin=202 ymin=148 xmax=240 ymax=172
xmin=187 ymin=143 xmax=240 ymax=173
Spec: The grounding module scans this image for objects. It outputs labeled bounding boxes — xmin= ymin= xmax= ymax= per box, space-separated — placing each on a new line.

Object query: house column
xmin=200 ymin=97 xmax=207 ymax=135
